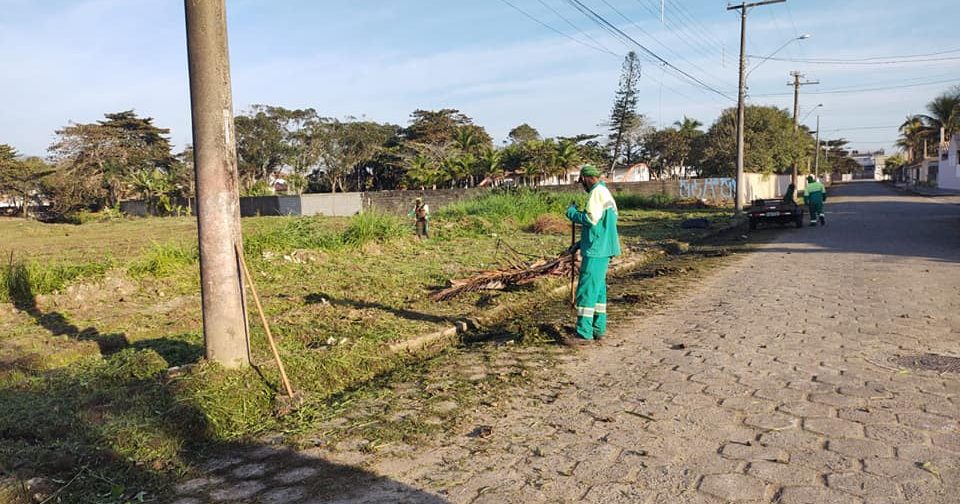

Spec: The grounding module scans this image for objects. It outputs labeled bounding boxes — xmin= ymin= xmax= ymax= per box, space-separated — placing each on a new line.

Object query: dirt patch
xmin=528 ymin=214 xmax=570 ymax=235
xmin=892 ymin=354 xmax=960 ymax=373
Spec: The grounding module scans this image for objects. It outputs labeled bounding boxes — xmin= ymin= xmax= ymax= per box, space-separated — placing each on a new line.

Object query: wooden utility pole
xmin=728 ymin=0 xmax=785 ymax=212
xmin=789 ymin=71 xmax=819 ymax=185
xmin=814 ymin=114 xmax=821 ymax=177
xmin=184 ymin=0 xmax=250 ymax=368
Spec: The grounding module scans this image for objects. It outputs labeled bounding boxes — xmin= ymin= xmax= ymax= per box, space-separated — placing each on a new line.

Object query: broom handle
xmin=235 ymin=244 xmax=295 ymax=397
xmin=570 ymin=221 xmax=576 ymax=307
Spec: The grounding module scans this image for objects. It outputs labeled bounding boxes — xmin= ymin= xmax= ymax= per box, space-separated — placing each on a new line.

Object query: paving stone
xmin=698 ymin=473 xmax=767 ymax=502
xmin=776 ymin=486 xmax=861 ymax=504
xmin=258 ymin=485 xmax=306 ymax=503
xmin=174 ymin=477 xmax=223 ymax=494
xmin=274 ymin=466 xmax=320 ymax=484
xmin=209 ymin=480 xmax=266 ymax=501
xmin=809 ymin=392 xmax=864 ymax=409
xmin=894 ymin=444 xmax=959 ymax=468
xmin=704 ymin=382 xmax=755 ymax=398
xmin=720 ymin=396 xmax=777 ymax=413
xmin=746 ymin=461 xmax=818 ymax=486
xmin=864 ymin=424 xmax=928 ymax=445
xmin=826 ymin=472 xmax=901 ymax=497
xmin=778 ymin=400 xmax=837 ymax=419
xmin=230 ymin=462 xmax=269 ymax=479
xmin=743 ymin=412 xmax=799 ymax=431
xmin=719 ymin=442 xmax=788 ymax=462
xmin=789 ymin=449 xmax=857 ymax=473
xmin=930 ymin=432 xmax=960 ymax=453
xmin=759 ymin=430 xmax=824 ymax=452
xmin=755 ymin=387 xmax=807 ymax=402
xmin=826 ymin=438 xmax=894 ymax=459
xmin=803 ymin=418 xmax=864 ymax=438
xmin=837 ymin=407 xmax=898 ymax=426
xmin=896 ymin=412 xmax=958 ymax=432
xmin=863 ymin=458 xmax=938 ymax=483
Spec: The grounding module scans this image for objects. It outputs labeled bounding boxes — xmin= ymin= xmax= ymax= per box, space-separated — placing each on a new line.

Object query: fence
xmin=120 ymin=174 xmax=827 ymax=218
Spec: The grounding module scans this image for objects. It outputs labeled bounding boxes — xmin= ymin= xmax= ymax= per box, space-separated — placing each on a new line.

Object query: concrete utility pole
xmin=814 ymin=114 xmax=821 ymax=177
xmin=789 ymin=71 xmax=819 ymax=185
xmin=728 ymin=0 xmax=785 ymax=212
xmin=184 ymin=0 xmax=250 ymax=368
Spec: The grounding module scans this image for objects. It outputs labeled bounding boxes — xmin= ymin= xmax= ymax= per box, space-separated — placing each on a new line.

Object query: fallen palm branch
xmin=430 ymin=243 xmax=579 ymax=301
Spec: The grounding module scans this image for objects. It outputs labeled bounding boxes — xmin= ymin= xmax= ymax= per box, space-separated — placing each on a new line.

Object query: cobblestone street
xmin=173 ymin=182 xmax=960 ymax=503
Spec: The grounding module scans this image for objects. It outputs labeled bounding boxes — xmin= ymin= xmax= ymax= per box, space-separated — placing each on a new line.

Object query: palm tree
xmin=897 ymin=115 xmax=929 ymax=162
xmin=554 ymin=140 xmax=581 ymax=183
xmin=920 ymin=89 xmax=960 ymax=152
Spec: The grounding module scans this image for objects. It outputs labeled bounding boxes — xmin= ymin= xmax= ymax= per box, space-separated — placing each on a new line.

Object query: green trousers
xmin=575 ymin=256 xmax=610 ymax=340
xmin=808 ymin=201 xmax=823 ymax=222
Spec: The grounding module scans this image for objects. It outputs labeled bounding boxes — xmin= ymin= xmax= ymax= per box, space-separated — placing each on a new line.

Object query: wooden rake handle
xmin=235 ymin=243 xmax=295 ymax=398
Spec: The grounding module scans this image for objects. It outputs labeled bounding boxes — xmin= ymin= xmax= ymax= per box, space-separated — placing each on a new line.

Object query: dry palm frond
xmin=430 ymin=244 xmax=578 ymax=301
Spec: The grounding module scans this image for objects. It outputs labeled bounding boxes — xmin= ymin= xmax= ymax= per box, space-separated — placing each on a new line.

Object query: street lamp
xmin=746 ymin=34 xmax=810 ymax=77
xmin=801 ymin=103 xmax=823 ymax=123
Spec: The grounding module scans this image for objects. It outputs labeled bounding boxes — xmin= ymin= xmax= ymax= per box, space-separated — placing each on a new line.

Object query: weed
xmin=0 ymin=255 xmax=113 ymax=302
xmin=127 ymin=242 xmax=198 ymax=278
xmin=436 ymin=187 xmax=586 ymax=231
xmin=341 ymin=212 xmax=407 ymax=247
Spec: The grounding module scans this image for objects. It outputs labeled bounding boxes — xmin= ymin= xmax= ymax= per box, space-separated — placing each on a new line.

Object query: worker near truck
xmin=565 ymin=164 xmax=621 ymax=343
xmin=803 ymin=175 xmax=827 ymax=226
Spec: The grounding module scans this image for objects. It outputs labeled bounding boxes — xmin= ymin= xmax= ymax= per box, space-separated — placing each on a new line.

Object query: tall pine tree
xmin=607 ymin=51 xmax=642 ymax=174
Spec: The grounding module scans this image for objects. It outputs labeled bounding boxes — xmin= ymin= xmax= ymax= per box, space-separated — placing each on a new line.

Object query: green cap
xmin=806 ymin=175 xmax=815 ymax=183
xmin=580 ymin=164 xmax=601 ymax=178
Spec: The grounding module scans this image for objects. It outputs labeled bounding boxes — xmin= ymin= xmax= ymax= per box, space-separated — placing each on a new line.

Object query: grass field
xmin=0 ymin=189 xmax=734 ymax=502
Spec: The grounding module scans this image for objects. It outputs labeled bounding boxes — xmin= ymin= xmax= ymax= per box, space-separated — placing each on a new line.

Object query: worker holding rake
xmin=565 ymin=164 xmax=621 ymax=343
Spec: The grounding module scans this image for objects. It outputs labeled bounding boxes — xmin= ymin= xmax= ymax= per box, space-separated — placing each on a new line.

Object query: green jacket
xmin=566 ymin=181 xmax=622 ymax=258
xmin=803 ymin=181 xmax=827 ymax=205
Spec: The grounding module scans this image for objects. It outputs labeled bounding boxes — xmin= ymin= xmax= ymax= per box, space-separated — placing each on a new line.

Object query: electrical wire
xmin=751 ymin=76 xmax=960 ymax=97
xmin=749 ymin=55 xmax=960 ymax=65
xmin=535 ymin=0 xmax=619 ymax=56
xmin=498 ymin=0 xmax=622 ymax=57
xmin=596 ymin=0 xmax=731 ymax=93
xmin=563 ymin=0 xmax=736 ymax=101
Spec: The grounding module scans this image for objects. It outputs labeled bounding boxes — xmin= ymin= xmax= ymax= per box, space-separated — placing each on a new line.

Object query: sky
xmin=1 ymin=0 xmax=958 ymax=158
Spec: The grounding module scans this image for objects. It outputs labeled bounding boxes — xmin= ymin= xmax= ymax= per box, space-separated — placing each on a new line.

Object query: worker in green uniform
xmin=566 ymin=164 xmax=621 ymax=342
xmin=803 ymin=175 xmax=827 ymax=226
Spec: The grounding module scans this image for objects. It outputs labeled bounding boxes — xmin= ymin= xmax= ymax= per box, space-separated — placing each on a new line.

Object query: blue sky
xmin=1 ymin=0 xmax=957 ymax=157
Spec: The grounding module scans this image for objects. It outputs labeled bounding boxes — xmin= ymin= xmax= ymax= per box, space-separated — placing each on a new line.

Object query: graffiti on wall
xmin=678 ymin=178 xmax=735 ymax=201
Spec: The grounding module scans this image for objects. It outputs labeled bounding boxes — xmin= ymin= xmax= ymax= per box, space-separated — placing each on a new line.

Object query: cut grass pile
xmin=0 ymin=188 xmax=734 ymax=502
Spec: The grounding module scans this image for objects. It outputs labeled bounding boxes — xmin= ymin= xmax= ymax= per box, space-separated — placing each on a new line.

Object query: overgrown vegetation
xmin=0 ymin=190 xmax=734 ymax=502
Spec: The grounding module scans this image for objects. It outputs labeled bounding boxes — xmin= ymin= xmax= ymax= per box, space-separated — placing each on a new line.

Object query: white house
xmin=609 ymin=163 xmax=652 ymax=183
xmin=850 ymin=151 xmax=889 ymax=180
xmin=938 ymin=133 xmax=960 ymax=190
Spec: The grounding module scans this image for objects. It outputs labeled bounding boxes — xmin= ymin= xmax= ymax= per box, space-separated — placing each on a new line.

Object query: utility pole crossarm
xmin=727 ymin=0 xmax=785 ymax=12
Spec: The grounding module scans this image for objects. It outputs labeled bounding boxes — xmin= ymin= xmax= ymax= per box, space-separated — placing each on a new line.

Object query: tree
xmin=508 ymin=123 xmax=541 ymax=144
xmin=700 ymin=105 xmax=811 ymax=177
xmin=312 ymin=118 xmax=397 ymax=192
xmin=897 ymin=115 xmax=928 ymax=162
xmin=234 ymin=106 xmax=289 ymax=190
xmin=607 ymin=51 xmax=643 ymax=173
xmin=0 ymin=146 xmax=54 ymax=217
xmin=921 ymin=86 xmax=960 ymax=142
xmin=49 ymin=110 xmax=174 ymax=209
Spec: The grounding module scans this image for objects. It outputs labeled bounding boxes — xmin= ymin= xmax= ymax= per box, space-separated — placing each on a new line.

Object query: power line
xmin=497 ymin=0 xmax=621 ymax=57
xmin=535 ymin=0 xmax=619 ymax=56
xmin=768 ymin=47 xmax=960 ymax=62
xmin=634 ymin=0 xmax=720 ymax=65
xmin=595 ymin=0 xmax=731 ymax=93
xmin=749 ymin=55 xmax=960 ymax=65
xmin=751 ymin=76 xmax=960 ymax=97
xmin=564 ymin=0 xmax=735 ymax=101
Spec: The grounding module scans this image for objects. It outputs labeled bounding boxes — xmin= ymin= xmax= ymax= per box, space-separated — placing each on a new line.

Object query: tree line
xmin=0 ymin=51 xmax=856 ymax=218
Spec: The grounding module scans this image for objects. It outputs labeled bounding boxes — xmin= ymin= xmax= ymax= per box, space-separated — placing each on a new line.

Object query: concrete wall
xmin=301 ymin=192 xmax=362 ymax=216
xmin=939 ymin=135 xmax=960 ymax=190
xmin=121 ymin=175 xmax=828 ymax=218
